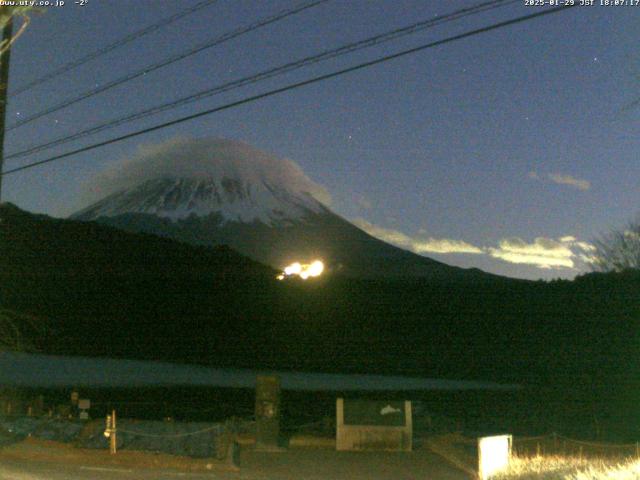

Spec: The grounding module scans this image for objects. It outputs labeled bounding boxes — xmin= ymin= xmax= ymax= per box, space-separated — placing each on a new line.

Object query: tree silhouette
xmin=592 ymin=217 xmax=640 ymax=272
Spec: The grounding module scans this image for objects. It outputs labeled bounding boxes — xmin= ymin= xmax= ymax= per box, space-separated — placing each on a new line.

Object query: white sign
xmin=478 ymin=435 xmax=512 ymax=480
xmin=380 ymin=405 xmax=402 ymax=415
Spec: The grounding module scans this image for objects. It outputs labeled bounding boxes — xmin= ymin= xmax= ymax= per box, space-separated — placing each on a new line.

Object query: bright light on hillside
xmin=284 ymin=262 xmax=302 ymax=275
xmin=277 ymin=260 xmax=324 ymax=280
xmin=308 ymin=260 xmax=324 ymax=276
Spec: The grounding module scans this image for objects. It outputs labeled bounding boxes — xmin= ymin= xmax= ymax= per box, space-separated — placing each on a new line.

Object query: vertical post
xmin=70 ymin=389 xmax=79 ymax=419
xmin=335 ymin=398 xmax=344 ymax=451
xmin=254 ymin=375 xmax=281 ymax=451
xmin=402 ymin=400 xmax=413 ymax=452
xmin=0 ymin=11 xmax=13 ymax=202
xmin=110 ymin=409 xmax=117 ymax=454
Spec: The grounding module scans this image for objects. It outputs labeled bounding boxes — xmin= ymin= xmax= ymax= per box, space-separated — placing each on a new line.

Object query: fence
xmin=0 ymin=413 xmax=253 ymax=461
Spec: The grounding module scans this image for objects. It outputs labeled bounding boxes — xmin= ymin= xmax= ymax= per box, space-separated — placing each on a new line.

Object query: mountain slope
xmin=72 ymin=138 xmax=496 ymax=280
xmin=0 ymin=202 xmax=276 ymax=363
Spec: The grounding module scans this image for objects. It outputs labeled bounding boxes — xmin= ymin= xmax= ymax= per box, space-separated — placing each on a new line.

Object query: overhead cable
xmin=0 ymin=5 xmax=576 ymax=178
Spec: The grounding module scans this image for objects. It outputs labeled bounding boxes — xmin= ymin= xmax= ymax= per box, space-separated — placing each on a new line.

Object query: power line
xmin=6 ymin=0 xmax=329 ymax=131
xmin=0 ymin=4 xmax=576 ymax=178
xmin=5 ymin=0 xmax=518 ymax=162
xmin=11 ymin=0 xmax=220 ymax=97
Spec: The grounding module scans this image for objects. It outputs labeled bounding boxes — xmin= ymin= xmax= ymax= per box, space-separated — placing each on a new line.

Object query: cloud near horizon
xmin=548 ymin=173 xmax=591 ymax=191
xmin=488 ymin=237 xmax=576 ymax=269
xmin=355 ymin=219 xmax=596 ymax=271
xmin=488 ymin=235 xmax=596 ymax=269
xmin=527 ymin=171 xmax=591 ymax=191
xmin=353 ymin=219 xmax=484 ymax=255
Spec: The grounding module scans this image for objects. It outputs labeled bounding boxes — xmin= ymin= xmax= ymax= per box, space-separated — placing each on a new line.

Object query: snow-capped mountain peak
xmin=73 ymin=138 xmax=330 ymax=225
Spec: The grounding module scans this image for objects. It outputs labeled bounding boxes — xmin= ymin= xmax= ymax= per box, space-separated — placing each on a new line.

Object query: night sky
xmin=2 ymin=0 xmax=638 ymax=280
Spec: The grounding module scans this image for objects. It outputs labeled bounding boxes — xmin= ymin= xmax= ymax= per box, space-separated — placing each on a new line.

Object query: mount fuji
xmin=72 ymin=138 xmax=493 ymax=280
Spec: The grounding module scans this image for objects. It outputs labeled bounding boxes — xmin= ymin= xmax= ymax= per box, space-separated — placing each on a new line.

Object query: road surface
xmin=0 ymin=440 xmax=468 ymax=479
xmin=0 ymin=458 xmax=231 ymax=480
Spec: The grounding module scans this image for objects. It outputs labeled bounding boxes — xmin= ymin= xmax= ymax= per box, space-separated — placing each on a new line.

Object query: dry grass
xmin=495 ymin=454 xmax=640 ymax=480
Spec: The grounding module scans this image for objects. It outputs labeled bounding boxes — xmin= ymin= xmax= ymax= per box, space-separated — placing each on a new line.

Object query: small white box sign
xmin=478 ymin=434 xmax=512 ymax=480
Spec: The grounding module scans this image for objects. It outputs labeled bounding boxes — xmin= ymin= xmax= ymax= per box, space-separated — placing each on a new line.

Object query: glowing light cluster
xmin=277 ymin=260 xmax=324 ymax=280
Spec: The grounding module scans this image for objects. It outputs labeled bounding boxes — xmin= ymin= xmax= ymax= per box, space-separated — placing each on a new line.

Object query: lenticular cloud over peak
xmin=72 ymin=137 xmax=334 ymax=226
xmin=83 ymin=137 xmax=331 ymax=207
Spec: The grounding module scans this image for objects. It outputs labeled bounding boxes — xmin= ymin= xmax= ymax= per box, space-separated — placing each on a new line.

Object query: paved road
xmin=0 ymin=459 xmax=234 ymax=480
xmin=0 ymin=449 xmax=467 ymax=480
xmin=237 ymin=449 xmax=467 ymax=480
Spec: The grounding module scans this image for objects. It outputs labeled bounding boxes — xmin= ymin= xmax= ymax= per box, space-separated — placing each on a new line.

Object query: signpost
xmin=336 ymin=398 xmax=412 ymax=451
xmin=78 ymin=398 xmax=90 ymax=420
xmin=478 ymin=434 xmax=512 ymax=479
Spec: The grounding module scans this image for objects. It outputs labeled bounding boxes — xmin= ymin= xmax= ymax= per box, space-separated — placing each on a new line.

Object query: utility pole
xmin=0 ymin=11 xmax=13 ymax=202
